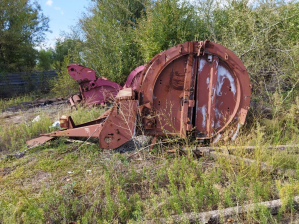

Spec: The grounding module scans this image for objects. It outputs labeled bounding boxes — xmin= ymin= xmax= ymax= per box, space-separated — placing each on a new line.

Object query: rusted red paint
xmin=123 ymin=65 xmax=145 ymax=90
xmin=180 ymin=53 xmax=193 ymax=137
xmin=28 ymin=41 xmax=251 ymax=149
xmin=59 ymin=115 xmax=75 ymax=129
xmin=68 ymin=64 xmax=122 ymax=106
xmin=68 ymin=64 xmax=145 ymax=107
xmin=26 ymin=136 xmax=54 ymax=147
xmin=69 ymin=94 xmax=81 ymax=108
xmin=99 ymin=100 xmax=137 ymax=149
xmin=115 ymin=88 xmax=134 ymax=101
xmin=139 ymin=41 xmax=251 ymax=142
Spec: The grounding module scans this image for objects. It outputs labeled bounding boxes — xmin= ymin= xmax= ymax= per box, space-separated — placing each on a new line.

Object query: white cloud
xmin=54 ymin=6 xmax=64 ymax=15
xmin=46 ymin=0 xmax=53 ymax=6
xmin=45 ymin=0 xmax=64 ymax=15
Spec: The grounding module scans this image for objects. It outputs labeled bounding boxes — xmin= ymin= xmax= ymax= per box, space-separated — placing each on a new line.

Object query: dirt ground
xmin=0 ymin=99 xmax=70 ymax=125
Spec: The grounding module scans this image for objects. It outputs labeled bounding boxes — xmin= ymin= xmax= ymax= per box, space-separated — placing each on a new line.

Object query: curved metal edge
xmin=124 ymin=65 xmax=146 ymax=89
xmin=93 ymin=79 xmax=123 ymax=91
xmin=139 ymin=41 xmax=251 ymax=140
xmin=140 ymin=41 xmax=195 ymax=106
xmin=135 ymin=52 xmax=165 ymax=94
xmin=67 ymin=63 xmax=96 ymax=82
xmin=205 ymin=42 xmax=251 ymax=142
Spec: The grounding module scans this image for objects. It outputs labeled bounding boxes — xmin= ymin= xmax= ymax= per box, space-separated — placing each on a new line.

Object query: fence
xmin=0 ymin=71 xmax=57 ymax=98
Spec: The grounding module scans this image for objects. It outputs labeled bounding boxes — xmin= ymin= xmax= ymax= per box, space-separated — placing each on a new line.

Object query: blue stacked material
xmin=0 ymin=71 xmax=57 ymax=97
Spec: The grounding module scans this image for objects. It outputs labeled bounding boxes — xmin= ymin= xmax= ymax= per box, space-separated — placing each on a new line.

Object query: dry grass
xmin=0 ymin=96 xmax=298 ymax=223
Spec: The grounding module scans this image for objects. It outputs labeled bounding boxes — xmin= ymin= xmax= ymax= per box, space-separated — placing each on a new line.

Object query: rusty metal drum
xmin=138 ymin=40 xmax=251 ymax=143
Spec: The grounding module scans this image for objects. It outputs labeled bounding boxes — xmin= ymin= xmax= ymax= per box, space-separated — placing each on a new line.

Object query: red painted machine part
xmin=68 ymin=64 xmax=122 ymax=106
xmin=27 ymin=41 xmax=251 ymax=149
xmin=139 ymin=41 xmax=251 ymax=142
xmin=123 ymin=65 xmax=145 ymax=90
xmin=99 ymin=100 xmax=137 ymax=149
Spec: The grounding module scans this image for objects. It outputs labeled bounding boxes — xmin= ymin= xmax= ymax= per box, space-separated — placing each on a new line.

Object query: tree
xmin=76 ymin=0 xmax=206 ymax=82
xmin=36 ymin=49 xmax=53 ymax=71
xmin=73 ymin=0 xmax=299 ymax=114
xmin=135 ymin=0 xmax=206 ymax=62
xmin=0 ymin=0 xmax=49 ymax=73
xmin=52 ymin=38 xmax=82 ymax=71
xmin=77 ymin=0 xmax=149 ymax=84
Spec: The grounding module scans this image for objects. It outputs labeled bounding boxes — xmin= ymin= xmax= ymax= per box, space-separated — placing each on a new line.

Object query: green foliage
xmin=208 ymin=0 xmax=299 ymax=114
xmin=135 ymin=0 xmax=206 ymax=62
xmin=73 ymin=0 xmax=299 ymax=117
xmin=1 ymin=142 xmax=297 ymax=223
xmin=36 ymin=49 xmax=53 ymax=71
xmin=1 ymin=1 xmax=299 ymax=223
xmin=0 ymin=112 xmax=52 ymax=152
xmin=78 ymin=0 xmax=148 ymax=83
xmin=50 ymin=55 xmax=79 ymax=97
xmin=36 ymin=38 xmax=83 ymax=73
xmin=0 ymin=0 xmax=49 ymax=73
xmin=0 ymin=97 xmax=299 ymax=223
xmin=0 ymin=93 xmax=36 ymax=112
xmin=52 ymin=38 xmax=83 ymax=71
xmin=0 ymin=101 xmax=104 ymax=153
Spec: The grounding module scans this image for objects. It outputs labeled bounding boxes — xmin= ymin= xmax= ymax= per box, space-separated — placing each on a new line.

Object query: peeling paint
xmin=211 ymin=87 xmax=216 ymax=101
xmin=217 ymin=65 xmax=236 ymax=96
xmin=198 ymin=105 xmax=207 ymax=128
xmin=215 ymin=108 xmax=222 ymax=119
xmin=213 ymin=133 xmax=222 ymax=143
xmin=198 ymin=58 xmax=206 ymax=73
xmin=232 ymin=123 xmax=241 ymax=141
xmin=85 ymin=128 xmax=90 ymax=136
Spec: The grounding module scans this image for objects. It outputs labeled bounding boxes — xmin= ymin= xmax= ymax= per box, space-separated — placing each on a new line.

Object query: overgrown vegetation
xmin=0 ymin=93 xmax=298 ymax=223
xmin=48 ymin=0 xmax=299 ymax=118
xmin=0 ymin=105 xmax=104 ymax=152
xmin=36 ymin=38 xmax=83 ymax=72
xmin=0 ymin=107 xmax=298 ymax=223
xmin=49 ymin=55 xmax=79 ymax=97
xmin=71 ymin=0 xmax=299 ymax=110
xmin=0 ymin=94 xmax=37 ymax=112
xmin=0 ymin=0 xmax=49 ymax=73
xmin=1 ymin=0 xmax=299 ymax=223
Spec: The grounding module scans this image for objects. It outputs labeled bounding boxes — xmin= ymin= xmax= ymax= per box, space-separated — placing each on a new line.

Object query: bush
xmin=50 ymin=56 xmax=79 ymax=98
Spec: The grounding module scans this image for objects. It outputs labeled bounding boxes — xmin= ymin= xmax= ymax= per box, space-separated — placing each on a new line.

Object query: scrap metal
xmin=28 ymin=40 xmax=251 ymax=149
xmin=68 ymin=64 xmax=145 ymax=107
xmin=68 ymin=64 xmax=122 ymax=107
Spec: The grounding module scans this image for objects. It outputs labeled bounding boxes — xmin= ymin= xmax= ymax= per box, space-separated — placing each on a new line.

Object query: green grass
xmin=0 ymin=103 xmax=105 ymax=153
xmin=0 ymin=93 xmax=37 ymax=112
xmin=0 ymin=112 xmax=53 ymax=152
xmin=1 ymin=142 xmax=298 ymax=223
xmin=0 ymin=96 xmax=299 ymax=223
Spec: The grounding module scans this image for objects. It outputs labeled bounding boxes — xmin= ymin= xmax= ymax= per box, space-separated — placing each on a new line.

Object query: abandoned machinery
xmin=68 ymin=64 xmax=145 ymax=107
xmin=27 ymin=40 xmax=251 ymax=149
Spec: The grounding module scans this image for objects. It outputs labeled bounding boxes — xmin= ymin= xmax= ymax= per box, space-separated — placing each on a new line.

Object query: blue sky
xmin=38 ymin=0 xmax=93 ymax=49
